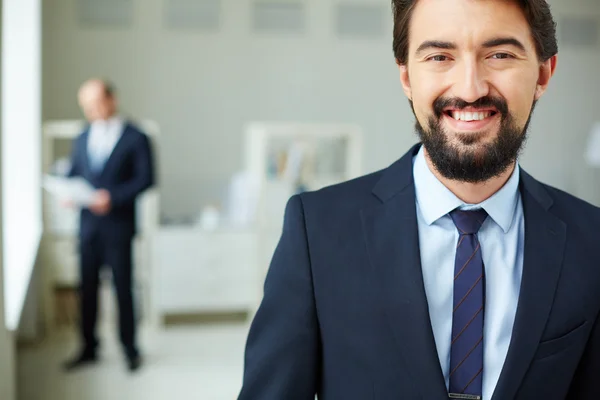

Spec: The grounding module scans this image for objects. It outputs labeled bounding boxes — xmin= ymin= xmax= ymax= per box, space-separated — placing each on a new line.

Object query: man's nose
xmin=452 ymin=58 xmax=490 ymax=104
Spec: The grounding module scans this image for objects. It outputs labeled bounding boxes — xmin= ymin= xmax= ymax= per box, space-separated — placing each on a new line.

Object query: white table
xmin=152 ymin=226 xmax=261 ymax=321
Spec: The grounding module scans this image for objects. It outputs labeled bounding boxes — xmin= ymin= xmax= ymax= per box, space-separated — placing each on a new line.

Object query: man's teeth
xmin=451 ymin=111 xmax=492 ymax=121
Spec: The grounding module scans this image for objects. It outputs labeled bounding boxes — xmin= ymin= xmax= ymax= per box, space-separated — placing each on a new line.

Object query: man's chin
xmin=442 ymin=127 xmax=497 ymax=146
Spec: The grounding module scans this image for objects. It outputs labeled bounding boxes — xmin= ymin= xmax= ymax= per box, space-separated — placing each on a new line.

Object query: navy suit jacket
xmin=239 ymin=144 xmax=600 ymax=400
xmin=68 ymin=122 xmax=155 ymax=242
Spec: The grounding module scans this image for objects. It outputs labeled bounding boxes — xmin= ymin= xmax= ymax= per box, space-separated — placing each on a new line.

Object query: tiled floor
xmin=17 ymin=322 xmax=250 ymax=400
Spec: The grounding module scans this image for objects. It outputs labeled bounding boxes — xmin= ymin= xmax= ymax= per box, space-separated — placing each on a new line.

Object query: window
xmin=2 ymin=0 xmax=42 ymax=330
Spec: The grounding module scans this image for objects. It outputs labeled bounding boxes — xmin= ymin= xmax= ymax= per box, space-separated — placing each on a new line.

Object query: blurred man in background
xmin=63 ymin=79 xmax=155 ymax=372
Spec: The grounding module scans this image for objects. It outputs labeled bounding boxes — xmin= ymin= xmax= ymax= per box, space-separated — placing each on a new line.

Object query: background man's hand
xmin=61 ymin=199 xmax=75 ymax=208
xmin=89 ymin=189 xmax=111 ymax=215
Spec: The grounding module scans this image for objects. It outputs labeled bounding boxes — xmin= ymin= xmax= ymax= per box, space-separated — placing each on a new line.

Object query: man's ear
xmin=535 ymin=54 xmax=557 ymax=100
xmin=397 ymin=59 xmax=412 ymax=100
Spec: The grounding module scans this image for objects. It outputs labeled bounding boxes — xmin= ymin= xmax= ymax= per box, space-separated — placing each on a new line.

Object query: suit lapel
xmin=361 ymin=144 xmax=448 ymax=399
xmin=491 ymin=171 xmax=566 ymax=400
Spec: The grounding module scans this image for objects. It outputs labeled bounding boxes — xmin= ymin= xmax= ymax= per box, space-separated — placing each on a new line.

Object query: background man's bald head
xmin=77 ymin=78 xmax=117 ymax=122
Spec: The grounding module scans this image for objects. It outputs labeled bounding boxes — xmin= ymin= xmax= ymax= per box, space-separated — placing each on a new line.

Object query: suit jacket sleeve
xmin=109 ymin=133 xmax=155 ymax=207
xmin=238 ymin=195 xmax=320 ymax=400
xmin=566 ymin=313 xmax=600 ymax=399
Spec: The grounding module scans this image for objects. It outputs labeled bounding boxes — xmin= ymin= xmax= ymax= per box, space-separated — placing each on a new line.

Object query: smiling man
xmin=238 ymin=1 xmax=600 ymax=399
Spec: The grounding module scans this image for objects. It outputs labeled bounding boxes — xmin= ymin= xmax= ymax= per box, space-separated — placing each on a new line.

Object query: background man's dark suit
xmin=68 ymin=122 xmax=154 ymax=361
xmin=239 ymin=144 xmax=600 ymax=399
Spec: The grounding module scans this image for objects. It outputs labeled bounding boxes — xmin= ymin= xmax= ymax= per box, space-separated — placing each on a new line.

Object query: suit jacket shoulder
xmin=522 ymin=173 xmax=600 ymax=290
xmin=521 ymin=170 xmax=600 ymax=240
xmin=300 ymin=170 xmax=384 ymax=215
xmin=541 ymin=182 xmax=600 ymax=221
xmin=123 ymin=121 xmax=147 ymax=137
xmin=75 ymin=124 xmax=90 ymax=143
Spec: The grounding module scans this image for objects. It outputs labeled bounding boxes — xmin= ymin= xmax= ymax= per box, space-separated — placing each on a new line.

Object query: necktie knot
xmin=450 ymin=209 xmax=488 ymax=235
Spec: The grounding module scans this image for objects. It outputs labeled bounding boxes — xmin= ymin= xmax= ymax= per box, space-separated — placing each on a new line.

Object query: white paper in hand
xmin=42 ymin=175 xmax=96 ymax=206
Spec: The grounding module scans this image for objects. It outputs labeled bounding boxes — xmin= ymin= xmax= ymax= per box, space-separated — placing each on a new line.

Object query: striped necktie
xmin=448 ymin=208 xmax=488 ymax=400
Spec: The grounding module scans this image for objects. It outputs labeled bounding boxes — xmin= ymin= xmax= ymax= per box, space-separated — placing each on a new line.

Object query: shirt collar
xmin=91 ymin=115 xmax=123 ymax=129
xmin=412 ymin=145 xmax=520 ymax=233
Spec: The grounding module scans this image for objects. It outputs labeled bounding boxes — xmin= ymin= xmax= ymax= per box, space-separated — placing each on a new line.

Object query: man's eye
xmin=429 ymin=55 xmax=449 ymax=62
xmin=491 ymin=53 xmax=513 ymax=60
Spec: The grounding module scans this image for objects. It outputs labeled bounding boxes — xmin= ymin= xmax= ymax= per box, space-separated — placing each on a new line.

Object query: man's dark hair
xmin=102 ymin=80 xmax=116 ymax=98
xmin=392 ymin=0 xmax=558 ymax=65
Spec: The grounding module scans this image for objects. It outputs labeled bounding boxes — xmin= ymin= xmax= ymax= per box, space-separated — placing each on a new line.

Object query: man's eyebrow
xmin=482 ymin=37 xmax=527 ymax=52
xmin=414 ymin=37 xmax=528 ymax=56
xmin=415 ymin=41 xmax=457 ymax=56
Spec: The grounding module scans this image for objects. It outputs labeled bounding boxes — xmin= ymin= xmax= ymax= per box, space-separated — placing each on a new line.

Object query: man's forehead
xmin=79 ymin=81 xmax=106 ymax=100
xmin=413 ymin=0 xmax=521 ymax=11
xmin=409 ymin=0 xmax=533 ymax=49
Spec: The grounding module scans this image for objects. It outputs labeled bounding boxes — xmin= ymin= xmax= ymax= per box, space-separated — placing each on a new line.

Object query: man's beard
xmin=413 ymin=96 xmax=535 ymax=183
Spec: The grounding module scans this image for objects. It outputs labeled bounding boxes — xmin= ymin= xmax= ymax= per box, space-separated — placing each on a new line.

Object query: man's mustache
xmin=433 ymin=96 xmax=509 ymax=118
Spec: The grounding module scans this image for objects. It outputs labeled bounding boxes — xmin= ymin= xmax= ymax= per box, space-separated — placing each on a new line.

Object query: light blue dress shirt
xmin=87 ymin=116 xmax=124 ymax=173
xmin=412 ymin=146 xmax=524 ymax=400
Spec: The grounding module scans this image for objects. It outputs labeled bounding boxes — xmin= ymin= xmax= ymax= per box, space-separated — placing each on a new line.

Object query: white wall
xmin=524 ymin=0 xmax=600 ymax=204
xmin=0 ymin=2 xmax=17 ymax=398
xmin=0 ymin=207 xmax=16 ymax=400
xmin=42 ymin=0 xmax=600 ymax=219
xmin=2 ymin=0 xmax=42 ymax=332
xmin=0 ymin=121 xmax=17 ymax=400
xmin=0 ymin=258 xmax=16 ymax=400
